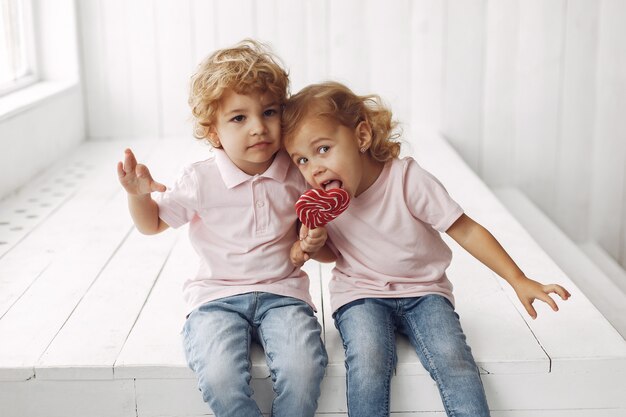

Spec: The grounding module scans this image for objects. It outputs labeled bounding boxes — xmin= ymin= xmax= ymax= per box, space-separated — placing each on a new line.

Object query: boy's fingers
xmin=136 ymin=164 xmax=151 ymax=178
xmin=116 ymin=161 xmax=126 ymax=178
xmin=152 ymin=181 xmax=166 ymax=192
xmin=124 ymin=148 xmax=137 ymax=172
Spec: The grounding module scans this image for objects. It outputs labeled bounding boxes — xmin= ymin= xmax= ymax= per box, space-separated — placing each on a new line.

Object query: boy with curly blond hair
xmin=117 ymin=39 xmax=327 ymax=417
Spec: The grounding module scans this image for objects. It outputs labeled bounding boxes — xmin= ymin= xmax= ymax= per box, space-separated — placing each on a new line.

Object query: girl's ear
xmin=355 ymin=120 xmax=373 ymax=152
xmin=207 ymin=129 xmax=221 ymax=148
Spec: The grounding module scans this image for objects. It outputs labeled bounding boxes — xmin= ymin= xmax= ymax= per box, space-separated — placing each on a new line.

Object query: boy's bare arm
xmin=446 ymin=213 xmax=570 ymax=318
xmin=117 ymin=148 xmax=170 ymax=235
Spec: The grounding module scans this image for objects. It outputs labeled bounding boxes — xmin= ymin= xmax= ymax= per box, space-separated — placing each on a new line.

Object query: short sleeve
xmin=402 ymin=158 xmax=463 ymax=232
xmin=154 ymin=165 xmax=199 ymax=228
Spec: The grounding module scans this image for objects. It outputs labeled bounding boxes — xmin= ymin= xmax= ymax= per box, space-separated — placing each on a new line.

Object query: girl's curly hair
xmin=282 ymin=81 xmax=401 ymax=162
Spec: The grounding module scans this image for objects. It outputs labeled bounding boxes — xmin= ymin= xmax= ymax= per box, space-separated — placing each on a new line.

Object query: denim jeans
xmin=334 ymin=295 xmax=490 ymax=417
xmin=182 ymin=292 xmax=327 ymax=417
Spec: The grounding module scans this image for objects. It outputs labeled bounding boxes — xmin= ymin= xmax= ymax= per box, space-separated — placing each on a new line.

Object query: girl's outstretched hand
xmin=289 ymin=225 xmax=328 ymax=267
xmin=298 ymin=225 xmax=328 ymax=254
xmin=513 ymin=277 xmax=571 ymax=319
xmin=117 ymin=148 xmax=166 ymax=195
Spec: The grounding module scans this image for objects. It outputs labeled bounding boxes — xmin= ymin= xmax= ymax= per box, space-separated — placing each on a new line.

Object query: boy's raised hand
xmin=513 ymin=277 xmax=571 ymax=319
xmin=117 ymin=148 xmax=166 ymax=195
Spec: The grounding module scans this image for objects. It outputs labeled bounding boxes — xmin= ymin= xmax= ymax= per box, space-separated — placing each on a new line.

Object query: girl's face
xmin=209 ymin=89 xmax=281 ymax=175
xmin=285 ymin=117 xmax=382 ymax=198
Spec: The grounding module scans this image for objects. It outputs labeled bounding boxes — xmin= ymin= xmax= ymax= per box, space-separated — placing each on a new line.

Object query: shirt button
xmin=256 ymin=200 xmax=265 ymax=208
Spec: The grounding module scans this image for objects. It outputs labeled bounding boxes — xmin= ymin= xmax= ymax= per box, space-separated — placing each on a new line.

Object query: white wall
xmin=0 ymin=0 xmax=84 ymax=200
xmin=76 ymin=0 xmax=626 ymax=269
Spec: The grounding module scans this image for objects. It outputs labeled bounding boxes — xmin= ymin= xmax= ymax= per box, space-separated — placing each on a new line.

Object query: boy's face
xmin=210 ymin=89 xmax=281 ymax=175
xmin=285 ymin=117 xmax=373 ymax=198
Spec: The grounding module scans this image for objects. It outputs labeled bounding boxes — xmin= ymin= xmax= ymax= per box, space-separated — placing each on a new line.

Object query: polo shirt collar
xmin=214 ymin=148 xmax=291 ymax=189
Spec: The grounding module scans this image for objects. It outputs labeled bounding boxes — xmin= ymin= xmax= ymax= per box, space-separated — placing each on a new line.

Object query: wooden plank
xmin=36 ymin=229 xmax=178 ymax=380
xmin=190 ymin=0 xmax=218 ymax=66
xmin=254 ymin=0 xmax=278 ymax=43
xmin=483 ymin=372 xmax=626 ymax=411
xmin=266 ymin=0 xmax=309 ymax=92
xmin=0 ymin=379 xmax=136 ymax=417
xmin=328 ymin=0 xmax=369 ymax=93
xmin=0 ymin=141 xmax=147 ymax=317
xmin=496 ymin=189 xmax=626 ymax=339
xmin=514 ymin=0 xmax=566 ymax=215
xmin=410 ymin=0 xmax=445 ymax=132
xmin=35 ymin=139 xmax=202 ymax=380
xmin=481 ymin=0 xmax=518 ymax=186
xmin=0 ymin=84 xmax=84 ymax=199
xmin=581 ymin=241 xmax=626 ymax=296
xmin=135 ymin=377 xmax=275 ymax=416
xmin=0 ymin=139 xmax=200 ymax=381
xmin=75 ymin=0 xmax=110 ymax=139
xmin=441 ymin=0 xmax=486 ymax=172
xmin=154 ymin=0 xmax=194 ymax=137
xmin=552 ymin=0 xmax=599 ymax=242
xmin=590 ymin=0 xmax=626 ymax=262
xmin=116 ymin=231 xmax=324 ymax=380
xmin=417 ymin=135 xmax=626 ymax=374
xmin=366 ymin=0 xmax=411 ymax=126
xmin=114 ymin=229 xmax=205 ymax=379
xmin=255 ymin=1 xmax=324 ymax=91
xmin=322 ymin=251 xmax=547 ymax=378
xmin=0 ymin=190 xmax=134 ymax=381
xmin=2 ymin=378 xmax=624 ymax=417
xmin=127 ymin=0 xmax=160 ymax=138
xmin=304 ymin=0 xmax=330 ymax=85
xmin=101 ymin=0 xmax=132 ymax=138
xmin=214 ymin=0 xmax=254 ymax=48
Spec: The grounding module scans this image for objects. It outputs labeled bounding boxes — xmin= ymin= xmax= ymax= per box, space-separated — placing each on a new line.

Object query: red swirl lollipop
xmin=295 ymin=188 xmax=350 ymax=229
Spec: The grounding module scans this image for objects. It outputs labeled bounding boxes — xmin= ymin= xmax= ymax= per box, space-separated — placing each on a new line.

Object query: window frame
xmin=0 ymin=0 xmax=38 ymax=97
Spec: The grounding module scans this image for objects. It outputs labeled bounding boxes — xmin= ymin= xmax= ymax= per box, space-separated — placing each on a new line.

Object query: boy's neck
xmin=233 ymin=152 xmax=278 ymax=176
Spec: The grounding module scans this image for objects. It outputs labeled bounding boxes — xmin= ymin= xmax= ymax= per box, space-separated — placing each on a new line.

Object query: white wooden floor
xmin=0 ymin=133 xmax=625 ymax=417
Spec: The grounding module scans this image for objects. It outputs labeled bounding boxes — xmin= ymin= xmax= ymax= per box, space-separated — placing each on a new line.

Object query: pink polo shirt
xmin=155 ymin=149 xmax=313 ymax=315
xmin=325 ymin=157 xmax=464 ymax=312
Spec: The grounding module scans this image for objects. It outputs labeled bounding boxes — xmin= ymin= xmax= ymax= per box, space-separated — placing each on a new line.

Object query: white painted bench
xmin=0 ymin=133 xmax=624 ymax=417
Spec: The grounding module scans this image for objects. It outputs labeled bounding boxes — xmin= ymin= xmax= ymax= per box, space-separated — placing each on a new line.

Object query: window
xmin=0 ymin=0 xmax=37 ymax=96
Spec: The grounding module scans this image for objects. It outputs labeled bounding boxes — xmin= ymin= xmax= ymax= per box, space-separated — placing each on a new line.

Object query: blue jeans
xmin=182 ymin=292 xmax=327 ymax=417
xmin=334 ymin=295 xmax=490 ymax=417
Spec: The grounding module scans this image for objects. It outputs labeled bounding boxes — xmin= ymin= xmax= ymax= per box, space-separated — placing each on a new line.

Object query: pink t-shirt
xmin=155 ymin=149 xmax=313 ymax=315
xmin=326 ymin=157 xmax=464 ymax=312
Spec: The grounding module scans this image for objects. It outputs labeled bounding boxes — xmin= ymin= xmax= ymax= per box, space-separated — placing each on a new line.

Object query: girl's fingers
xmin=299 ymin=225 xmax=310 ymax=240
xmin=523 ymin=300 xmax=537 ymax=320
xmin=539 ymin=293 xmax=559 ymax=312
xmin=542 ymin=284 xmax=571 ymax=300
xmin=308 ymin=227 xmax=326 ymax=238
xmin=553 ymin=285 xmax=571 ymax=300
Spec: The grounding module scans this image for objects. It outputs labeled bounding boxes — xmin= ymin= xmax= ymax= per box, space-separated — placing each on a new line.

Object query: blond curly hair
xmin=189 ymin=39 xmax=289 ymax=143
xmin=282 ymin=82 xmax=401 ymax=162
